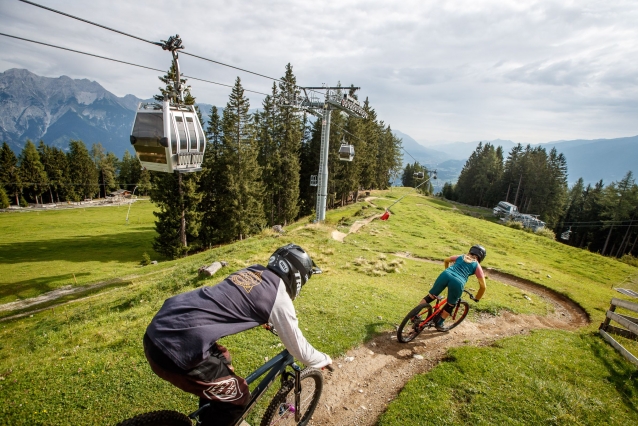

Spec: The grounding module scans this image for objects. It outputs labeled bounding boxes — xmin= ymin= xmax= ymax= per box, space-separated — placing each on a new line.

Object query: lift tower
xmin=289 ymin=86 xmax=368 ymax=222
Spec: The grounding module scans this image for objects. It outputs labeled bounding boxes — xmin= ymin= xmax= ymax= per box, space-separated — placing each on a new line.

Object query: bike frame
xmin=417 ymin=290 xmax=472 ymax=328
xmin=189 ymin=349 xmax=303 ymax=425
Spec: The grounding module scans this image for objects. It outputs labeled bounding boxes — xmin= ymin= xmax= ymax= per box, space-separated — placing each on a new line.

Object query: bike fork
xmin=293 ymin=363 xmax=302 ymax=422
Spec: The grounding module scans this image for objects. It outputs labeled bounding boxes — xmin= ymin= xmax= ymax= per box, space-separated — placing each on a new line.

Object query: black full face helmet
xmin=267 ymin=244 xmax=320 ymax=300
xmin=469 ymin=245 xmax=487 ymax=263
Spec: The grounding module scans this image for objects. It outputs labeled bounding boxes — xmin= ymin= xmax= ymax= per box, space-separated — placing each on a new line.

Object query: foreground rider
xmin=420 ymin=245 xmax=487 ymax=330
xmin=143 ymin=244 xmax=332 ymax=426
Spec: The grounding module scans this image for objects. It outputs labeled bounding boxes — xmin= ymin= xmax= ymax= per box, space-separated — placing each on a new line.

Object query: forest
xmin=438 ymin=142 xmax=638 ymax=260
xmin=0 ymin=64 xmax=403 ymax=259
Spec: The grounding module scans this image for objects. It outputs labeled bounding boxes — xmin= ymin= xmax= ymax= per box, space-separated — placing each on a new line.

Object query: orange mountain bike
xmin=397 ymin=290 xmax=477 ymax=343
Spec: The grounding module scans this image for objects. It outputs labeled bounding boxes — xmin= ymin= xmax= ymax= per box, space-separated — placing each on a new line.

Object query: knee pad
xmin=444 ymin=303 xmax=455 ymax=315
xmin=424 ymin=294 xmax=436 ymax=304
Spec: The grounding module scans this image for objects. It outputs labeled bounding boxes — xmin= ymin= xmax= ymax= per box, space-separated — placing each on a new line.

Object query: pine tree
xmin=216 ymin=77 xmax=265 ymax=241
xmin=150 ymin=66 xmax=203 ymax=257
xmin=0 ymin=142 xmax=21 ymax=205
xmin=257 ymin=83 xmax=283 ymax=226
xmin=0 ymin=186 xmax=9 ymax=208
xmin=118 ymin=150 xmax=141 ymax=191
xmin=18 ymin=140 xmax=48 ymax=204
xmin=199 ymin=105 xmax=225 ymax=247
xmin=275 ymin=64 xmax=302 ymax=224
xmin=67 ymin=140 xmax=99 ymax=201
xmin=49 ymin=146 xmax=71 ymax=202
xmin=298 ymin=115 xmax=321 ymax=217
xmin=91 ymin=143 xmax=119 ymax=198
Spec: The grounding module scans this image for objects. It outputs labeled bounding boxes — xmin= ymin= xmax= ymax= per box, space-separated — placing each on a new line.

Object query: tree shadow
xmin=0 ymin=272 xmax=92 ymax=301
xmin=0 ymin=229 xmax=157 ymax=265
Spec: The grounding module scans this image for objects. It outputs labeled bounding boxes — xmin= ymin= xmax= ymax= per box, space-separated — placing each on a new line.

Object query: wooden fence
xmin=599 ymin=298 xmax=638 ymax=366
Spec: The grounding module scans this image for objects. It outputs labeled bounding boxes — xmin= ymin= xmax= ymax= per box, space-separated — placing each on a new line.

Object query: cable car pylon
xmin=286 ymin=86 xmax=367 ymax=222
xmin=130 ymin=35 xmax=207 ymax=173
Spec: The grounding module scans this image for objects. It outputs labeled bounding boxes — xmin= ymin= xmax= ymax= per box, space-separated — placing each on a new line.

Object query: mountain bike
xmin=117 ymin=326 xmax=332 ymax=426
xmin=397 ymin=289 xmax=477 ymax=343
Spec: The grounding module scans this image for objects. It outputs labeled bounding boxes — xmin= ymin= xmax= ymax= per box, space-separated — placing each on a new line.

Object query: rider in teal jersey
xmin=420 ymin=245 xmax=487 ymax=330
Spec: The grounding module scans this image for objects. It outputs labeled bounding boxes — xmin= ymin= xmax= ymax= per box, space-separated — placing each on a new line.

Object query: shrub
xmin=619 ymin=255 xmax=638 ymax=268
xmin=535 ymin=227 xmax=556 ymax=240
xmin=0 ymin=187 xmax=9 ymax=208
xmin=505 ymin=220 xmax=524 ymax=230
xmin=140 ymin=252 xmax=151 ymax=266
xmin=19 ymin=195 xmax=28 ymax=207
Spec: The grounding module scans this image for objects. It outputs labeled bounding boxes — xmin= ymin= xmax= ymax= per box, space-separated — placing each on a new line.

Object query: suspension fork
xmin=292 ymin=363 xmax=302 ymax=422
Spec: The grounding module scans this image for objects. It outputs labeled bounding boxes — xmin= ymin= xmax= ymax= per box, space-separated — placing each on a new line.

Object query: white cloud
xmin=0 ymin=0 xmax=636 ymax=143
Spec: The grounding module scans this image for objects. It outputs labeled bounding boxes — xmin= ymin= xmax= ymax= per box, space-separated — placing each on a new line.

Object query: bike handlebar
xmin=463 ymin=290 xmax=478 ymax=302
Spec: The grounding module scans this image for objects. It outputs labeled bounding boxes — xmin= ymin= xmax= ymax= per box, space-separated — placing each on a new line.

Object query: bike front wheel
xmin=397 ymin=304 xmax=432 ymax=343
xmin=116 ymin=410 xmax=192 ymax=426
xmin=260 ymin=368 xmax=323 ymax=426
xmin=438 ymin=301 xmax=470 ymax=331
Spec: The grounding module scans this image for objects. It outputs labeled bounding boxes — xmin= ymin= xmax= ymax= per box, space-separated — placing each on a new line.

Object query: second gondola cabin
xmin=339 ymin=143 xmax=355 ymax=161
xmin=130 ymin=100 xmax=206 ymax=173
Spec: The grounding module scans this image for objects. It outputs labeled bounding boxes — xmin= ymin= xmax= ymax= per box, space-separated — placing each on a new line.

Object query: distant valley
xmin=1 ymin=68 xmax=635 ymax=188
xmin=393 ymin=130 xmax=638 ymax=187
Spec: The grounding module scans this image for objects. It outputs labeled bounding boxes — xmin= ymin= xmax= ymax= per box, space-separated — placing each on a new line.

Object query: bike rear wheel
xmin=116 ymin=410 xmax=192 ymax=426
xmin=438 ymin=301 xmax=470 ymax=331
xmin=397 ymin=304 xmax=432 ymax=343
xmin=260 ymin=368 xmax=323 ymax=426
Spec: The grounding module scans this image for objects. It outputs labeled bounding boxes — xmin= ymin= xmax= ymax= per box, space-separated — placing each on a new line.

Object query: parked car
xmin=493 ymin=201 xmax=518 ymax=218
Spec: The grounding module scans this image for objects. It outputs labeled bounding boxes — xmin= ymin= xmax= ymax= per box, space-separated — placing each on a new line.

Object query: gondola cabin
xmin=413 ymin=172 xmax=424 ymax=179
xmin=339 ymin=144 xmax=355 ymax=161
xmin=130 ymin=100 xmax=206 ymax=173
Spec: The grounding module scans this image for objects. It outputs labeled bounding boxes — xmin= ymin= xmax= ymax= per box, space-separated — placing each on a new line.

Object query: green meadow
xmin=0 ymin=188 xmax=636 ymax=425
xmin=0 ymin=200 xmax=165 ymax=306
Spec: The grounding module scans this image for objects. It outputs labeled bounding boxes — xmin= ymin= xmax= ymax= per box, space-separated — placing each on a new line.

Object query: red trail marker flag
xmin=380 ymin=210 xmax=390 ymax=221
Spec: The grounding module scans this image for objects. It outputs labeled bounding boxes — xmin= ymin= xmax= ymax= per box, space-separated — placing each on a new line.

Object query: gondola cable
xmin=18 ymin=0 xmax=300 ymax=91
xmin=0 ymin=32 xmax=269 ymax=96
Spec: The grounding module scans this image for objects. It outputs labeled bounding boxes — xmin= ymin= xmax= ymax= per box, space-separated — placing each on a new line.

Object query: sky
xmin=1 ymin=0 xmax=637 ymax=145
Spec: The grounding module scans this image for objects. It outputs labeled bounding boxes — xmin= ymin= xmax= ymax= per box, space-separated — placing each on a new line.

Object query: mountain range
xmin=0 ymin=68 xmax=213 ymax=157
xmin=1 ymin=68 xmax=635 ymax=187
xmin=393 ymin=130 xmax=638 ymax=186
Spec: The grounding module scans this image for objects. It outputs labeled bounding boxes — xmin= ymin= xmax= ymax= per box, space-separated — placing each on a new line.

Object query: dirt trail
xmin=310 ymin=253 xmax=589 ymax=426
xmin=332 ymin=213 xmax=381 ymax=243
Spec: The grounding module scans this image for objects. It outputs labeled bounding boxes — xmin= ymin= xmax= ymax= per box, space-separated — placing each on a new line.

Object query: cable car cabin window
xmin=170 ymin=116 xmax=177 ymax=155
xmin=195 ymin=120 xmax=205 ymax=152
xmin=186 ymin=117 xmax=198 ymax=151
xmin=175 ymin=115 xmax=188 ymax=151
xmin=132 ymin=112 xmax=163 ymax=145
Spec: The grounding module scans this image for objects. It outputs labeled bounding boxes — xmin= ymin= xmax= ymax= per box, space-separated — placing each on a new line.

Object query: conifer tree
xmin=199 ymin=105 xmax=225 ymax=247
xmin=118 ymin=150 xmax=141 ymax=191
xmin=67 ymin=140 xmax=99 ymax=201
xmin=0 ymin=186 xmax=9 ymax=208
xmin=275 ymin=64 xmax=302 ymax=224
xmin=150 ymin=66 xmax=203 ymax=257
xmin=91 ymin=143 xmax=119 ymax=198
xmin=18 ymin=140 xmax=48 ymax=204
xmin=0 ymin=142 xmax=21 ymax=205
xmin=298 ymin=115 xmax=321 ymax=216
xmin=358 ymin=98 xmax=380 ymax=190
xmin=216 ymin=77 xmax=265 ymax=241
xmin=257 ymin=83 xmax=283 ymax=226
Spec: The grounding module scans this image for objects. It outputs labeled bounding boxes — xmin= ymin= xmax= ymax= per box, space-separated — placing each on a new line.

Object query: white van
xmin=493 ymin=201 xmax=518 ymax=218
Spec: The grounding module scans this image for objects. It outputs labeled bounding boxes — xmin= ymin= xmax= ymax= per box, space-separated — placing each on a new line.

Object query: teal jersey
xmin=447 ymin=254 xmax=478 ymax=283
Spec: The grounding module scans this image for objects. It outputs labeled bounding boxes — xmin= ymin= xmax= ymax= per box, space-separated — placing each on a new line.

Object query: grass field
xmin=0 ymin=200 xmax=164 ymax=305
xmin=0 ymin=188 xmax=637 ymax=425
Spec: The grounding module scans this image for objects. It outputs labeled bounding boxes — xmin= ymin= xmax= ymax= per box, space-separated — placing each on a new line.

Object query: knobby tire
xmin=116 ymin=410 xmax=192 ymax=426
xmin=260 ymin=368 xmax=323 ymax=426
xmin=397 ymin=304 xmax=432 ymax=343
xmin=438 ymin=301 xmax=470 ymax=331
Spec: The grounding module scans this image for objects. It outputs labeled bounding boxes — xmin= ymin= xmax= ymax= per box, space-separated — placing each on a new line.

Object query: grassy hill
xmin=0 ymin=188 xmax=636 ymax=425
